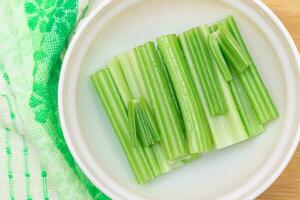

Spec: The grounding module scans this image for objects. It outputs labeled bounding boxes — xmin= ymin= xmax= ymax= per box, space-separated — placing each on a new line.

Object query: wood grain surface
xmin=258 ymin=1 xmax=300 ymax=199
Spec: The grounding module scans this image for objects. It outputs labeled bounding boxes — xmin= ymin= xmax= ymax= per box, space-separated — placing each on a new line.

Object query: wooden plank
xmin=258 ymin=1 xmax=300 ymax=199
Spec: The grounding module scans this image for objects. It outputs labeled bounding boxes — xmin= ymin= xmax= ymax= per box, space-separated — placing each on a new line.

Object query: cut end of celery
xmin=129 ymin=97 xmax=161 ymax=147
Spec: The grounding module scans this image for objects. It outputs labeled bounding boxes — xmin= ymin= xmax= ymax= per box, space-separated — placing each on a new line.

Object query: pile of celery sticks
xmin=91 ymin=16 xmax=278 ymax=184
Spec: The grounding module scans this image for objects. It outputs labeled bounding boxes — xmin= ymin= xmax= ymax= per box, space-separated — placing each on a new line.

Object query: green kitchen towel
xmin=0 ymin=0 xmax=109 ymax=199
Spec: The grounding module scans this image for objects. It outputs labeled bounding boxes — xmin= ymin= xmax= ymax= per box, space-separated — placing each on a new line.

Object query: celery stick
xmin=228 ymin=66 xmax=265 ymax=137
xmin=91 ymin=69 xmax=159 ymax=184
xmin=128 ymin=98 xmax=138 ymax=147
xmin=179 ymin=25 xmax=228 ymax=116
xmin=137 ymin=42 xmax=189 ymax=160
xmin=129 ymin=97 xmax=161 ymax=146
xmin=157 ymin=34 xmax=214 ymax=154
xmin=117 ymin=52 xmax=172 ymax=172
xmin=214 ymin=16 xmax=278 ymax=124
xmin=208 ymin=32 xmax=232 ymax=81
xmin=107 ymin=59 xmax=132 ymax=105
xmin=117 ymin=51 xmax=148 ymax=99
xmin=180 ymin=30 xmax=249 ymax=148
xmin=157 ymin=47 xmax=186 ymax=133
xmin=218 ymin=26 xmax=251 ymax=73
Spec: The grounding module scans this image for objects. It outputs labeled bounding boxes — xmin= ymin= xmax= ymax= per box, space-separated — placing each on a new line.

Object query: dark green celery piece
xmin=129 ymin=97 xmax=160 ymax=146
xmin=136 ymin=42 xmax=189 ymax=161
xmin=208 ymin=32 xmax=232 ymax=81
xmin=179 ymin=25 xmax=228 ymax=116
xmin=213 ymin=16 xmax=278 ymax=124
xmin=218 ymin=26 xmax=251 ymax=73
xmin=91 ymin=69 xmax=160 ymax=184
xmin=157 ymin=34 xmax=214 ymax=154
xmin=228 ymin=66 xmax=265 ymax=137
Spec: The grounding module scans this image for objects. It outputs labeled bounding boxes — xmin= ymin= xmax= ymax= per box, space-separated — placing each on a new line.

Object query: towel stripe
xmin=41 ymin=167 xmax=49 ymax=200
xmin=23 ymin=137 xmax=32 ymax=200
xmin=5 ymin=127 xmax=15 ymax=200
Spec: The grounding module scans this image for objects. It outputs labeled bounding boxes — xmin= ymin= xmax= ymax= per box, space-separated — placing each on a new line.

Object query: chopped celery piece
xmin=137 ymin=42 xmax=189 ymax=160
xmin=182 ymin=39 xmax=249 ymax=148
xmin=117 ymin=50 xmax=148 ymax=99
xmin=157 ymin=34 xmax=214 ymax=154
xmin=218 ymin=26 xmax=251 ymax=73
xmin=112 ymin=56 xmax=172 ymax=173
xmin=209 ymin=65 xmax=249 ymax=148
xmin=214 ymin=16 xmax=278 ymax=124
xmin=179 ymin=25 xmax=228 ymax=116
xmin=129 ymin=97 xmax=161 ymax=146
xmin=228 ymin=66 xmax=265 ymax=137
xmin=91 ymin=69 xmax=161 ymax=184
xmin=107 ymin=59 xmax=132 ymax=105
xmin=209 ymin=23 xmax=265 ymax=136
xmin=157 ymin=47 xmax=186 ymax=133
xmin=128 ymin=98 xmax=138 ymax=147
xmin=208 ymin=32 xmax=232 ymax=81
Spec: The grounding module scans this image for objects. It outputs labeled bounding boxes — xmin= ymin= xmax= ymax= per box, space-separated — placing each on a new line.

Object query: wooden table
xmin=258 ymin=1 xmax=300 ymax=199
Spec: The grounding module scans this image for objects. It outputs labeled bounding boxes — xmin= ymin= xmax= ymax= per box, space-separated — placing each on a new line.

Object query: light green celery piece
xmin=129 ymin=97 xmax=161 ymax=146
xmin=218 ymin=26 xmax=251 ymax=73
xmin=107 ymin=59 xmax=131 ymax=105
xmin=179 ymin=25 xmax=228 ymax=116
xmin=91 ymin=69 xmax=158 ymax=184
xmin=128 ymin=99 xmax=137 ymax=147
xmin=214 ymin=16 xmax=278 ymax=124
xmin=117 ymin=50 xmax=148 ymax=99
xmin=228 ymin=65 xmax=265 ymax=137
xmin=157 ymin=47 xmax=186 ymax=133
xmin=182 ymin=42 xmax=249 ymax=148
xmin=157 ymin=34 xmax=214 ymax=154
xmin=136 ymin=42 xmax=189 ymax=161
xmin=208 ymin=32 xmax=232 ymax=81
xmin=116 ymin=51 xmax=172 ymax=173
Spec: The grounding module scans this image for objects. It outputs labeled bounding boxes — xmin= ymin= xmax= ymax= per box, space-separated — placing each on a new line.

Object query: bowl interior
xmin=60 ymin=0 xmax=300 ymax=199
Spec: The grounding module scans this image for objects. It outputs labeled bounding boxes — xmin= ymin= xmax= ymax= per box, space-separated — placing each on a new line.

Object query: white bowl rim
xmin=58 ymin=0 xmax=300 ymax=199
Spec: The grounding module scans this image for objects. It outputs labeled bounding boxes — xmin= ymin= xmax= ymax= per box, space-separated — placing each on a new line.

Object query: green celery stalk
xmin=91 ymin=68 xmax=160 ymax=184
xmin=128 ymin=98 xmax=138 ymax=147
xmin=157 ymin=34 xmax=214 ymax=154
xmin=208 ymin=32 xmax=232 ymax=81
xmin=116 ymin=52 xmax=173 ymax=172
xmin=109 ymin=56 xmax=172 ymax=173
xmin=211 ymin=63 xmax=249 ymax=147
xmin=129 ymin=97 xmax=161 ymax=146
xmin=228 ymin=66 xmax=265 ymax=137
xmin=180 ymin=31 xmax=249 ymax=148
xmin=157 ymin=47 xmax=186 ymax=133
xmin=117 ymin=51 xmax=148 ymax=99
xmin=179 ymin=25 xmax=228 ymax=116
xmin=217 ymin=26 xmax=251 ymax=73
xmin=210 ymin=22 xmax=265 ymax=135
xmin=136 ymin=42 xmax=189 ymax=161
xmin=107 ymin=59 xmax=132 ymax=105
xmin=214 ymin=16 xmax=278 ymax=124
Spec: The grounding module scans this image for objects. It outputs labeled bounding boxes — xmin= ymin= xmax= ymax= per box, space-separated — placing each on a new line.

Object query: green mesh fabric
xmin=0 ymin=0 xmax=109 ymax=199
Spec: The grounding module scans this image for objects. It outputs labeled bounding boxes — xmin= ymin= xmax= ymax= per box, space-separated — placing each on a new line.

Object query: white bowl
xmin=59 ymin=0 xmax=300 ymax=199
